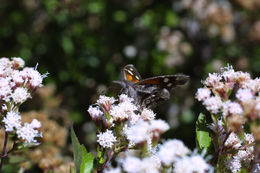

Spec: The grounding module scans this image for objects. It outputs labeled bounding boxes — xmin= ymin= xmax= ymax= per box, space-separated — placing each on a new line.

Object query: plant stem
xmin=98 ymin=147 xmax=114 ymax=173
xmin=0 ymin=131 xmax=9 ymax=171
xmin=210 ymin=131 xmax=231 ymax=165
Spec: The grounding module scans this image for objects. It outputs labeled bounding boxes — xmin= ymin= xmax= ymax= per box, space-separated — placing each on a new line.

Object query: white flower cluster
xmin=156 ymin=139 xmax=190 ymax=166
xmin=124 ymin=119 xmax=169 ymax=147
xmin=225 ymin=133 xmax=255 ymax=173
xmin=3 ymin=111 xmax=42 ymax=143
xmin=196 ymin=64 xmax=259 ymax=172
xmin=89 ymin=94 xmax=170 ymax=149
xmin=0 ymin=57 xmax=45 ymax=144
xmin=122 ymin=155 xmax=160 ymax=173
xmin=196 ymin=65 xmax=260 ymax=119
xmin=90 ymin=87 xmax=213 ymax=172
xmin=173 ymin=155 xmax=211 ymax=173
xmin=97 ymin=130 xmax=117 ymax=148
xmin=0 ymin=57 xmax=45 ymax=105
xmin=105 ymin=139 xmax=212 ymax=173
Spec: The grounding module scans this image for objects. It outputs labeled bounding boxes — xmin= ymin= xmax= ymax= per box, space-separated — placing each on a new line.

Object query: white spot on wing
xmin=163 ymin=78 xmax=169 ymax=83
xmin=167 ymin=83 xmax=172 ymax=87
xmin=127 ymin=69 xmax=134 ymax=75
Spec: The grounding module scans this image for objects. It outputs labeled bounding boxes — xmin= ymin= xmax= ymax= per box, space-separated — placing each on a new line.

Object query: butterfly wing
xmin=123 ymin=64 xmax=141 ymax=83
xmin=135 ymin=74 xmax=189 ymax=90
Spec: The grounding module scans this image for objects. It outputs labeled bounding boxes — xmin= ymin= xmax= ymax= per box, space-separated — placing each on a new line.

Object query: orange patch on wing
xmin=138 ymin=78 xmax=161 ymax=85
xmin=126 ymin=74 xmax=133 ymax=81
xmin=132 ymin=79 xmax=139 ymax=83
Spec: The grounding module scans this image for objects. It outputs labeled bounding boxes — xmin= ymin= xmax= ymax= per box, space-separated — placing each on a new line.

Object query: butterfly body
xmin=114 ymin=64 xmax=189 ymax=109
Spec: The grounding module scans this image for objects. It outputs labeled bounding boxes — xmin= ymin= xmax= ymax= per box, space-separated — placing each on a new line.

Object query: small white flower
xmin=223 ymin=101 xmax=243 ymax=117
xmin=140 ymin=157 xmax=160 ymax=173
xmin=29 ymin=71 xmax=43 ymax=87
xmin=21 ymin=67 xmax=43 ymax=88
xmin=141 ymin=108 xmax=156 ymax=121
xmin=97 ymin=95 xmax=116 ymax=106
xmin=125 ymin=120 xmax=150 ymax=144
xmin=157 ymin=139 xmax=190 ymax=166
xmin=0 ymin=78 xmax=12 ymax=101
xmin=236 ymin=89 xmax=253 ymax=103
xmin=12 ymin=57 xmax=25 ymax=68
xmin=235 ymin=149 xmax=254 ymax=165
xmin=97 ymin=130 xmax=116 ymax=148
xmin=30 ymin=119 xmax=42 ymax=128
xmin=150 ymin=155 xmax=161 ymax=168
xmin=128 ymin=112 xmax=139 ymax=125
xmin=173 ymin=156 xmax=194 ymax=173
xmin=12 ymin=70 xmax=24 ymax=84
xmin=96 ymin=95 xmax=116 ymax=111
xmin=122 ymin=156 xmax=142 ymax=173
xmin=12 ymin=87 xmax=31 ymax=104
xmin=242 ymin=78 xmax=260 ymax=93
xmin=203 ymin=73 xmax=221 ymax=88
xmin=110 ymin=101 xmax=137 ymax=121
xmin=236 ymin=150 xmax=247 ymax=161
xmin=196 ymin=88 xmax=211 ymax=101
xmin=226 ymin=157 xmax=241 ymax=173
xmin=203 ymin=96 xmax=222 ymax=114
xmin=174 ymin=155 xmax=211 ymax=173
xmin=224 ymin=132 xmax=241 ymax=148
xmin=88 ymin=106 xmax=103 ymax=120
xmin=121 ymin=155 xmax=161 ymax=173
xmin=244 ymin=133 xmax=255 ymax=144
xmin=149 ymin=119 xmax=169 ymax=133
xmin=17 ymin=122 xmax=42 ymax=143
xmin=2 ymin=111 xmax=21 ymax=132
xmin=235 ymin=71 xmax=251 ymax=83
xmin=119 ymin=94 xmax=134 ymax=103
xmin=0 ymin=58 xmax=12 ymax=71
xmin=222 ymin=65 xmax=237 ymax=82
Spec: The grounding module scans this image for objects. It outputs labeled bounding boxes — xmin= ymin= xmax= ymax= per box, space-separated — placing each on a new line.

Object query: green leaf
xmin=71 ymin=126 xmax=82 ymax=173
xmin=196 ymin=113 xmax=213 ymax=153
xmin=2 ymin=164 xmax=18 ymax=173
xmin=70 ymin=166 xmax=75 ymax=173
xmin=8 ymin=155 xmax=26 ymax=164
xmin=97 ymin=146 xmax=105 ymax=164
xmin=71 ymin=126 xmax=94 ymax=173
xmin=80 ymin=146 xmax=94 ymax=173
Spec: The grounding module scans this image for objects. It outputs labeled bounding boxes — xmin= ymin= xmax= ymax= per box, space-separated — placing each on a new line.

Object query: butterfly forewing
xmin=123 ymin=64 xmax=141 ymax=83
